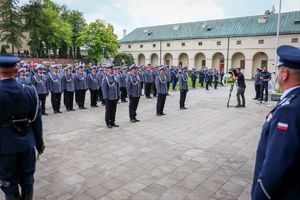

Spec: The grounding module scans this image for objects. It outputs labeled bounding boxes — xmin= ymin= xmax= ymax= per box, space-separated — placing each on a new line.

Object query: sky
xmin=22 ymin=0 xmax=300 ymax=39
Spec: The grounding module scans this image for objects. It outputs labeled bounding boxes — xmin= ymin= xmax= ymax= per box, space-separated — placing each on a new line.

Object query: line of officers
xmin=15 ymin=62 xmax=193 ymax=128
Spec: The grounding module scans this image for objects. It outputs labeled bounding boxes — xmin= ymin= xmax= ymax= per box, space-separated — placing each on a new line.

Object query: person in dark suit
xmin=252 ymin=45 xmax=300 ymax=199
xmin=0 ymin=54 xmax=45 ymax=200
xmin=155 ymin=67 xmax=168 ymax=116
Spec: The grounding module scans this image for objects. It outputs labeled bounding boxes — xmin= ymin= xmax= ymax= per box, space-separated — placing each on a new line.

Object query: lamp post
xmin=101 ymin=45 xmax=107 ymax=63
xmin=273 ymin=0 xmax=282 ymax=92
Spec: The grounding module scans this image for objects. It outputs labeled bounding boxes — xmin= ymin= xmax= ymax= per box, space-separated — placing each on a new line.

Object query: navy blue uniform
xmin=155 ymin=72 xmax=168 ymax=115
xmin=88 ymin=72 xmax=99 ymax=107
xmin=32 ymin=73 xmax=48 ymax=115
xmin=252 ymin=87 xmax=300 ymax=199
xmin=213 ymin=72 xmax=219 ymax=89
xmin=126 ymin=72 xmax=141 ymax=121
xmin=47 ymin=71 xmax=63 ymax=113
xmin=199 ymin=70 xmax=205 ymax=87
xmin=259 ymin=71 xmax=271 ymax=102
xmin=191 ymin=70 xmax=197 ymax=88
xmin=63 ymin=72 xmax=75 ymax=111
xmin=179 ymin=72 xmax=188 ymax=109
xmin=0 ymin=78 xmax=44 ymax=198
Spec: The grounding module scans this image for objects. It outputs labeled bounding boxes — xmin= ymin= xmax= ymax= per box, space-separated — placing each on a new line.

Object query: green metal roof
xmin=120 ymin=11 xmax=300 ymax=43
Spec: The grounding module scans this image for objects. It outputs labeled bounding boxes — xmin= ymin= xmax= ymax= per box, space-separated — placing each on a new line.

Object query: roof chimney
xmin=123 ymin=29 xmax=127 ymax=38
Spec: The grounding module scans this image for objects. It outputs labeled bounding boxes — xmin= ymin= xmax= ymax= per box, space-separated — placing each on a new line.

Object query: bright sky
xmin=22 ymin=0 xmax=300 ymax=39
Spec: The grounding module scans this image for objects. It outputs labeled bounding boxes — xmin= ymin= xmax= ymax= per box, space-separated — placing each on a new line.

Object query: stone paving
xmin=1 ymin=82 xmax=275 ymax=200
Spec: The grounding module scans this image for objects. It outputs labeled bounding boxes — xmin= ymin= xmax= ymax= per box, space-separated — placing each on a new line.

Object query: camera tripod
xmin=227 ymin=82 xmax=235 ymax=108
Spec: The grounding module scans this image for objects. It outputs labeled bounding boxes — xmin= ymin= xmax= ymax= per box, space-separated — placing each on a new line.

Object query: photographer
xmin=232 ymin=68 xmax=246 ymax=107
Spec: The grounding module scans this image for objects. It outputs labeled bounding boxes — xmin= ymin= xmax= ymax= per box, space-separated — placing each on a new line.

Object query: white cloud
xmin=282 ymin=0 xmax=300 ymax=12
xmin=113 ymin=0 xmax=225 ymax=27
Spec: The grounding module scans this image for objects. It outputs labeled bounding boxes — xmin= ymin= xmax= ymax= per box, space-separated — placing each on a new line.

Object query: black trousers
xmin=167 ymin=82 xmax=171 ymax=91
xmin=75 ymin=89 xmax=86 ymax=108
xmin=172 ymin=80 xmax=177 ymax=90
xmin=38 ymin=94 xmax=47 ymax=114
xmin=254 ymin=84 xmax=261 ymax=99
xmin=152 ymin=83 xmax=157 ymax=97
xmin=120 ymin=87 xmax=127 ymax=101
xmin=129 ymin=96 xmax=140 ymax=120
xmin=98 ymin=87 xmax=103 ymax=102
xmin=64 ymin=91 xmax=74 ymax=110
xmin=51 ymin=92 xmax=61 ymax=112
xmin=260 ymin=82 xmax=269 ymax=101
xmin=192 ymin=80 xmax=196 ymax=88
xmin=90 ymin=89 xmax=98 ymax=106
xmin=145 ymin=83 xmax=152 ymax=98
xmin=237 ymin=87 xmax=246 ymax=106
xmin=105 ymin=100 xmax=117 ymax=125
xmin=180 ymin=89 xmax=187 ymax=108
xmin=157 ymin=93 xmax=167 ymax=114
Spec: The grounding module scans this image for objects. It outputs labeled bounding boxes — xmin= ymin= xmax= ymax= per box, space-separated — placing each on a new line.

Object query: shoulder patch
xmin=276 ymin=122 xmax=289 ymax=131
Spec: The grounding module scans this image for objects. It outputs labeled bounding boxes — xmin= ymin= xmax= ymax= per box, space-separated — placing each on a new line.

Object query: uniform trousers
xmin=38 ymin=94 xmax=47 ymax=114
xmin=180 ymin=89 xmax=187 ymax=108
xmin=254 ymin=84 xmax=261 ymax=99
xmin=144 ymin=83 xmax=152 ymax=98
xmin=152 ymin=83 xmax=157 ymax=97
xmin=157 ymin=93 xmax=167 ymax=114
xmin=90 ymin=89 xmax=98 ymax=106
xmin=192 ymin=80 xmax=196 ymax=88
xmin=260 ymin=82 xmax=269 ymax=102
xmin=129 ymin=96 xmax=140 ymax=120
xmin=98 ymin=87 xmax=103 ymax=102
xmin=0 ymin=148 xmax=35 ymax=196
xmin=51 ymin=92 xmax=61 ymax=112
xmin=75 ymin=89 xmax=86 ymax=108
xmin=64 ymin=91 xmax=74 ymax=110
xmin=105 ymin=100 xmax=117 ymax=125
xmin=120 ymin=87 xmax=127 ymax=102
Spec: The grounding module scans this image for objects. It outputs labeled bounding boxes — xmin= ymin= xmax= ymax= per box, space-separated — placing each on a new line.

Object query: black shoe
xmin=57 ymin=111 xmax=62 ymax=113
xmin=157 ymin=113 xmax=162 ymax=116
xmin=235 ymin=105 xmax=241 ymax=108
xmin=111 ymin=124 xmax=119 ymax=127
xmin=42 ymin=112 xmax=48 ymax=115
xmin=82 ymin=107 xmax=87 ymax=109
xmin=91 ymin=105 xmax=95 ymax=108
xmin=161 ymin=113 xmax=166 ymax=115
xmin=135 ymin=119 xmax=140 ymax=122
xmin=253 ymin=98 xmax=258 ymax=100
xmin=67 ymin=109 xmax=71 ymax=112
xmin=107 ymin=124 xmax=113 ymax=128
xmin=241 ymin=105 xmax=246 ymax=107
xmin=130 ymin=119 xmax=136 ymax=123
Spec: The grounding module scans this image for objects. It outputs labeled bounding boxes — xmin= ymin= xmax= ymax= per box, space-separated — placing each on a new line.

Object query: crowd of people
xmin=16 ymin=61 xmax=228 ymax=127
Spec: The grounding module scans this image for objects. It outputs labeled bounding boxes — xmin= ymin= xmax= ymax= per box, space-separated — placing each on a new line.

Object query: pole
xmin=273 ymin=0 xmax=282 ymax=91
xmin=226 ymin=37 xmax=230 ymax=72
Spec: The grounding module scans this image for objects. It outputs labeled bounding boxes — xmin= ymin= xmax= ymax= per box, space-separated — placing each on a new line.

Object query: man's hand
xmin=37 ymin=143 xmax=45 ymax=155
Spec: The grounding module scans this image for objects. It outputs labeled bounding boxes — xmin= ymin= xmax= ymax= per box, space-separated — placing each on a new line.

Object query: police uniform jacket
xmin=144 ymin=69 xmax=154 ymax=83
xmin=251 ymin=87 xmax=300 ymax=199
xmin=97 ymin=72 xmax=104 ymax=88
xmin=191 ymin=71 xmax=197 ymax=81
xmin=47 ymin=71 xmax=62 ymax=93
xmin=155 ymin=74 xmax=168 ymax=94
xmin=126 ymin=74 xmax=141 ymax=98
xmin=254 ymin=72 xmax=262 ymax=85
xmin=0 ymin=79 xmax=43 ymax=154
xmin=137 ymin=70 xmax=145 ymax=83
xmin=119 ymin=73 xmax=127 ymax=88
xmin=32 ymin=74 xmax=48 ymax=94
xmin=17 ymin=76 xmax=32 ymax=85
xmin=102 ymin=74 xmax=120 ymax=101
xmin=74 ymin=72 xmax=87 ymax=90
xmin=63 ymin=72 xmax=75 ymax=92
xmin=87 ymin=72 xmax=99 ymax=90
xmin=179 ymin=73 xmax=189 ymax=91
xmin=166 ymin=69 xmax=172 ymax=82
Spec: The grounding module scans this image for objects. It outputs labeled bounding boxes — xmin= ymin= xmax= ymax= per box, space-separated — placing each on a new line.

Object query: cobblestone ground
xmin=1 ymin=81 xmax=275 ymax=200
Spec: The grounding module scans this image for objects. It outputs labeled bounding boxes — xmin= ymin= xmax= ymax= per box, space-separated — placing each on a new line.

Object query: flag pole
xmin=273 ymin=0 xmax=282 ymax=92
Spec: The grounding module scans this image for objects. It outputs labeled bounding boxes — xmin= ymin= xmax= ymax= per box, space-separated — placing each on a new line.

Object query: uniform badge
xmin=277 ymin=122 xmax=289 ymax=131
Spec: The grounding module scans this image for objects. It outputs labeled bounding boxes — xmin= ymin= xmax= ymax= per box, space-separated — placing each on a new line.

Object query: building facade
xmin=119 ymin=11 xmax=300 ymax=79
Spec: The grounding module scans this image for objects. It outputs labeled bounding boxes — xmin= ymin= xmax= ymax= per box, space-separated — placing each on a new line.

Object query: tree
xmin=113 ymin=53 xmax=134 ymax=66
xmin=1 ymin=44 xmax=9 ymax=54
xmin=0 ymin=0 xmax=25 ymax=54
xmin=77 ymin=19 xmax=119 ymax=62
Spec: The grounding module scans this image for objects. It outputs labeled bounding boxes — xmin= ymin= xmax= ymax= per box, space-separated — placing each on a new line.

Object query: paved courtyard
xmin=1 ymin=82 xmax=274 ymax=200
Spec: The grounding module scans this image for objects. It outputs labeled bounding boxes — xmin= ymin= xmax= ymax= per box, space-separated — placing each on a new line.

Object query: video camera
xmin=228 ymin=68 xmax=238 ymax=76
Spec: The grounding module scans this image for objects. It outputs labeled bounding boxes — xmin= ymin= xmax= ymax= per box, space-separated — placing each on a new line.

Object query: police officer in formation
xmin=253 ymin=67 xmax=263 ymax=100
xmin=213 ymin=69 xmax=219 ymax=89
xmin=155 ymin=66 xmax=168 ymax=116
xmin=144 ymin=66 xmax=154 ymax=99
xmin=171 ymin=66 xmax=179 ymax=91
xmin=252 ymin=45 xmax=300 ymax=199
xmin=102 ymin=65 xmax=120 ymax=128
xmin=165 ymin=66 xmax=172 ymax=92
xmin=63 ymin=65 xmax=76 ymax=111
xmin=74 ymin=65 xmax=87 ymax=109
xmin=126 ymin=64 xmax=142 ymax=123
xmin=137 ymin=66 xmax=145 ymax=96
xmin=32 ymin=65 xmax=48 ymax=115
xmin=179 ymin=67 xmax=188 ymax=109
xmin=97 ymin=67 xmax=105 ymax=106
xmin=0 ymin=54 xmax=45 ymax=200
xmin=199 ymin=67 xmax=205 ymax=87
xmin=88 ymin=66 xmax=99 ymax=107
xmin=119 ymin=67 xmax=128 ymax=102
xmin=17 ymin=68 xmax=31 ymax=85
xmin=191 ymin=68 xmax=197 ymax=88
xmin=259 ymin=66 xmax=272 ymax=102
xmin=47 ymin=65 xmax=63 ymax=113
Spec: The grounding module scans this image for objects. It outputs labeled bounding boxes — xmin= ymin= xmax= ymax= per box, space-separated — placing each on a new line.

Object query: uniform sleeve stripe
xmin=258 ymin=179 xmax=271 ymax=199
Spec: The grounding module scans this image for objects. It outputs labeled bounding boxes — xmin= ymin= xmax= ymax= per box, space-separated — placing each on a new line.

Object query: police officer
xmin=152 ymin=66 xmax=159 ymax=97
xmin=47 ymin=65 xmax=63 ymax=113
xmin=155 ymin=66 xmax=168 ymax=116
xmin=62 ymin=65 xmax=76 ymax=111
xmin=144 ymin=66 xmax=154 ymax=99
xmin=165 ymin=66 xmax=172 ymax=92
xmin=88 ymin=66 xmax=99 ymax=107
xmin=213 ymin=69 xmax=219 ymax=89
xmin=74 ymin=65 xmax=87 ymax=109
xmin=253 ymin=68 xmax=262 ymax=100
xmin=97 ymin=67 xmax=105 ymax=106
xmin=259 ymin=66 xmax=272 ymax=102
xmin=232 ymin=67 xmax=246 ymax=107
xmin=32 ymin=65 xmax=49 ymax=115
xmin=251 ymin=45 xmax=300 ymax=199
xmin=199 ymin=67 xmax=205 ymax=88
xmin=171 ymin=66 xmax=178 ymax=91
xmin=137 ymin=65 xmax=145 ymax=96
xmin=16 ymin=68 xmax=31 ymax=85
xmin=102 ymin=66 xmax=120 ymax=128
xmin=179 ymin=67 xmax=188 ymax=109
xmin=204 ymin=68 xmax=210 ymax=90
xmin=191 ymin=68 xmax=197 ymax=88
xmin=0 ymin=54 xmax=45 ymax=200
xmin=119 ymin=67 xmax=128 ymax=102
xmin=126 ymin=64 xmax=141 ymax=123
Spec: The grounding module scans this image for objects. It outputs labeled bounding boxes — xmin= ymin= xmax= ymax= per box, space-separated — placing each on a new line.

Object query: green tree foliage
xmin=77 ymin=19 xmax=119 ymax=62
xmin=0 ymin=0 xmax=25 ymax=54
xmin=113 ymin=53 xmax=134 ymax=66
xmin=1 ymin=44 xmax=9 ymax=54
